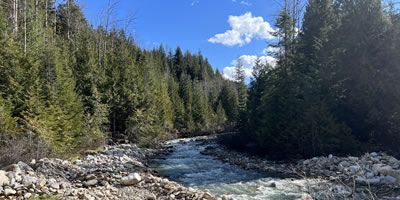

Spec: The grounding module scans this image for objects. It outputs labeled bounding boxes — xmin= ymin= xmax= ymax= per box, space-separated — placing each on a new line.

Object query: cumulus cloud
xmin=262 ymin=46 xmax=280 ymax=55
xmin=208 ymin=12 xmax=275 ymax=47
xmin=222 ymin=55 xmax=277 ymax=80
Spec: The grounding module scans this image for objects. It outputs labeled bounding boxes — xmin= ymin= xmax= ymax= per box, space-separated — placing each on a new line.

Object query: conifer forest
xmin=1 ymin=0 xmax=400 ymax=166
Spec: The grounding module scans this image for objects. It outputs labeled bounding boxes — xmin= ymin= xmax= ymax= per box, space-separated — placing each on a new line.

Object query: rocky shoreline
xmin=0 ymin=143 xmax=219 ymax=200
xmin=202 ymin=144 xmax=400 ymax=199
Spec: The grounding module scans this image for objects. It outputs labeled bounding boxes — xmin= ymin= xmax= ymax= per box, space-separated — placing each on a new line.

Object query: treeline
xmin=0 ymin=0 xmax=239 ymax=165
xmin=240 ymin=0 xmax=400 ymax=159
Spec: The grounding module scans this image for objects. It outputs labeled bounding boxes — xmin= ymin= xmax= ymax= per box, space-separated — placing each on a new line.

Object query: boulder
xmin=0 ymin=170 xmax=10 ymax=186
xmin=120 ymin=173 xmax=141 ymax=185
xmin=375 ymin=165 xmax=393 ymax=176
xmin=83 ymin=179 xmax=98 ymax=187
xmin=17 ymin=161 xmax=34 ymax=172
xmin=4 ymin=188 xmax=16 ymax=196
xmin=267 ymin=182 xmax=276 ymax=188
xmin=389 ymin=157 xmax=398 ymax=164
xmin=22 ymin=175 xmax=38 ymax=187
xmin=348 ymin=166 xmax=361 ymax=174
xmin=202 ymin=192 xmax=215 ymax=200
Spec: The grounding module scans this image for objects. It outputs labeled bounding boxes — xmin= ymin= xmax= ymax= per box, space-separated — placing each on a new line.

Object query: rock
xmin=202 ymin=192 xmax=215 ymax=200
xmin=38 ymin=179 xmax=47 ymax=187
xmin=22 ymin=175 xmax=38 ymax=187
xmin=4 ymin=188 xmax=16 ymax=196
xmin=390 ymin=157 xmax=398 ymax=163
xmin=348 ymin=165 xmax=361 ymax=174
xmin=366 ymin=172 xmax=375 ymax=178
xmin=24 ymin=193 xmax=32 ymax=199
xmin=120 ymin=173 xmax=141 ymax=185
xmin=355 ymin=177 xmax=366 ymax=183
xmin=17 ymin=161 xmax=33 ymax=172
xmin=382 ymin=176 xmax=397 ymax=183
xmin=146 ymin=193 xmax=156 ymax=200
xmin=370 ymin=152 xmax=378 ymax=157
xmin=0 ymin=170 xmax=10 ymax=186
xmin=301 ymin=193 xmax=313 ymax=200
xmin=50 ymin=182 xmax=60 ymax=190
xmin=366 ymin=178 xmax=381 ymax=184
xmin=339 ymin=161 xmax=350 ymax=168
xmin=83 ymin=179 xmax=98 ymax=187
xmin=377 ymin=165 xmax=393 ymax=176
xmin=267 ymin=182 xmax=276 ymax=188
xmin=86 ymin=174 xmax=96 ymax=180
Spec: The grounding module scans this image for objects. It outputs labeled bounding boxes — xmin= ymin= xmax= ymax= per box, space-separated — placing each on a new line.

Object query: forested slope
xmin=241 ymin=0 xmax=400 ymax=159
xmin=0 ymin=0 xmax=239 ymax=166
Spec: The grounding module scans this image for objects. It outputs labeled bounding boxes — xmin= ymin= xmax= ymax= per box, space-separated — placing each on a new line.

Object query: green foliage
xmin=244 ymin=0 xmax=400 ymax=158
xmin=0 ymin=0 xmax=238 ymax=159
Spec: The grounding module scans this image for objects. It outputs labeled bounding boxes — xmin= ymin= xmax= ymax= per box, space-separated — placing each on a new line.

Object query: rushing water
xmin=150 ymin=138 xmax=308 ymax=200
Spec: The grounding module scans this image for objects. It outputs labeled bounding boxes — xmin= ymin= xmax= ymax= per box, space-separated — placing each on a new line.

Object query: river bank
xmin=201 ymin=136 xmax=400 ymax=199
xmin=0 ymin=143 xmax=219 ymax=200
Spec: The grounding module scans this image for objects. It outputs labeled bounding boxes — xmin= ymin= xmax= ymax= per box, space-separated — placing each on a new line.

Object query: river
xmin=150 ymin=138 xmax=309 ymax=200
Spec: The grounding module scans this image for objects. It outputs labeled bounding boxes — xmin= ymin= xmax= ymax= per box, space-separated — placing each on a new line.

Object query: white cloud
xmin=240 ymin=1 xmax=251 ymax=6
xmin=262 ymin=46 xmax=280 ymax=55
xmin=232 ymin=0 xmax=237 ymax=2
xmin=191 ymin=1 xmax=199 ymax=6
xmin=208 ymin=12 xmax=275 ymax=47
xmin=222 ymin=55 xmax=277 ymax=80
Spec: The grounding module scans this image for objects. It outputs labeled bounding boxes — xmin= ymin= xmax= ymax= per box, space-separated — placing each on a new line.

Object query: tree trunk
xmin=54 ymin=0 xmax=57 ymax=35
xmin=45 ymin=0 xmax=48 ymax=29
xmin=13 ymin=0 xmax=19 ymax=35
xmin=24 ymin=0 xmax=26 ymax=54
xmin=67 ymin=0 xmax=71 ymax=40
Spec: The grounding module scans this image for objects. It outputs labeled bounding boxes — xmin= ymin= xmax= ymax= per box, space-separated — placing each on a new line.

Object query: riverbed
xmin=150 ymin=138 xmax=309 ymax=200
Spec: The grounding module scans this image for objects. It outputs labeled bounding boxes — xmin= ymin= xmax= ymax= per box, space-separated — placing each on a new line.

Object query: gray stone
xmin=17 ymin=161 xmax=33 ymax=172
xmin=348 ymin=166 xmax=361 ymax=174
xmin=377 ymin=165 xmax=393 ymax=176
xmin=22 ymin=175 xmax=38 ymax=187
xmin=339 ymin=161 xmax=350 ymax=168
xmin=120 ymin=173 xmax=141 ymax=185
xmin=390 ymin=157 xmax=398 ymax=164
xmin=24 ymin=193 xmax=32 ymax=199
xmin=4 ymin=188 xmax=16 ymax=196
xmin=382 ymin=176 xmax=397 ymax=183
xmin=146 ymin=193 xmax=156 ymax=200
xmin=366 ymin=172 xmax=375 ymax=178
xmin=267 ymin=182 xmax=276 ymax=188
xmin=0 ymin=170 xmax=9 ymax=186
xmin=86 ymin=174 xmax=96 ymax=180
xmin=355 ymin=177 xmax=366 ymax=183
xmin=83 ymin=179 xmax=98 ymax=187
xmin=370 ymin=152 xmax=378 ymax=157
xmin=366 ymin=178 xmax=381 ymax=184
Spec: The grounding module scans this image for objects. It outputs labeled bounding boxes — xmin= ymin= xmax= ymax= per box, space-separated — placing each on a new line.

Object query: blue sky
xmin=81 ymin=0 xmax=282 ymax=80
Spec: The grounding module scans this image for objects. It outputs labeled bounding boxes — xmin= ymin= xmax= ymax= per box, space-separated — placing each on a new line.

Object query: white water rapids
xmin=150 ymin=138 xmax=312 ymax=200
